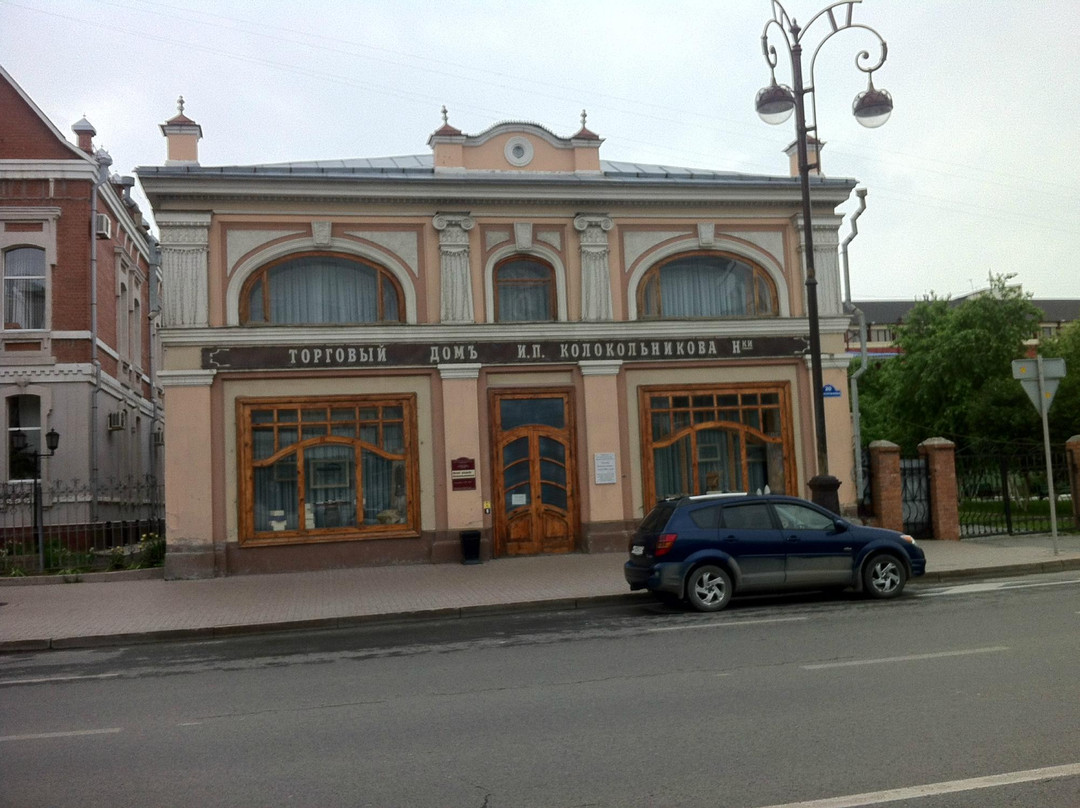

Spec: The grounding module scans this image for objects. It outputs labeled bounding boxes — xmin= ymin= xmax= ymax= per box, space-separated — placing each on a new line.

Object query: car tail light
xmin=655 ymin=533 xmax=677 ymax=556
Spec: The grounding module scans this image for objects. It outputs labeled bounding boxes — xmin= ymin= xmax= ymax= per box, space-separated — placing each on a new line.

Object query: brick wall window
xmin=3 ymin=247 xmax=46 ymax=330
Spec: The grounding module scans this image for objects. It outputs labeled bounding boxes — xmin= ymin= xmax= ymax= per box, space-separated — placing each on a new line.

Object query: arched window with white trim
xmin=494 ymin=256 xmax=556 ymax=323
xmin=240 ymin=252 xmax=404 ymax=325
xmin=638 ymin=252 xmax=778 ymax=319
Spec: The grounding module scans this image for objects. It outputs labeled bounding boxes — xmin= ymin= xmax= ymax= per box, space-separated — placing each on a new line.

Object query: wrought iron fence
xmin=0 ymin=476 xmax=164 ymax=575
xmin=956 ymin=451 xmax=1077 ymax=538
xmin=900 ymin=456 xmax=933 ymax=539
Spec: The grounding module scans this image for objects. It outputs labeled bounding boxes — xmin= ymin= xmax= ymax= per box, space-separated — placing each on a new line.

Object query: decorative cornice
xmin=438 ymin=363 xmax=482 ymax=380
xmin=159 ymin=315 xmax=855 ymax=348
xmin=159 ymin=369 xmax=217 ymax=387
xmin=578 ymin=360 xmax=622 ymax=376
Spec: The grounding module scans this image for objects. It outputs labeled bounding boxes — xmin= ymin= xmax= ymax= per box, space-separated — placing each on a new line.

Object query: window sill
xmin=240 ymin=527 xmax=420 ymax=548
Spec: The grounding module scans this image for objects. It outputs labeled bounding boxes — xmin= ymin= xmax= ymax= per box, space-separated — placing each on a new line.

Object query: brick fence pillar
xmin=1067 ymin=435 xmax=1080 ymax=520
xmin=869 ymin=440 xmax=903 ymax=532
xmin=919 ymin=437 xmax=959 ymax=540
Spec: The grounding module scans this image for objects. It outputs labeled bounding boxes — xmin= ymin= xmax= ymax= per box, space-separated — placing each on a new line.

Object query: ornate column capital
xmin=433 ymin=213 xmax=475 ymax=247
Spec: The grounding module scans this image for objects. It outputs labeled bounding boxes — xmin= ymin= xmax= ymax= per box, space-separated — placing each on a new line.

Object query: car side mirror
xmin=833 ymin=519 xmax=848 ymax=533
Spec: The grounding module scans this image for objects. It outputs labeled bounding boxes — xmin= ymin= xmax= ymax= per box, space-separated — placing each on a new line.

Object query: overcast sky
xmin=2 ymin=0 xmax=1077 ymax=302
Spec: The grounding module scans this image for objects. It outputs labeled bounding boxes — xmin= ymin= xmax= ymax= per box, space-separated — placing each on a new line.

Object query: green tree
xmin=851 ymin=274 xmax=1042 ymax=453
xmin=1040 ymin=316 xmax=1080 ymax=444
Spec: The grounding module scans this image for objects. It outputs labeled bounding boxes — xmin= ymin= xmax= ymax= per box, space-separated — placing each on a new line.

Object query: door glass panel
xmin=538 ymin=436 xmax=565 ymax=463
xmin=502 ymin=436 xmax=529 ymax=465
xmin=503 ymin=458 xmax=530 ymax=490
xmin=505 ymin=483 xmax=529 ymax=512
xmin=541 ymin=483 xmax=567 ymax=510
xmin=540 ymin=459 xmax=566 ymax=486
xmin=501 ymin=398 xmax=565 ymax=429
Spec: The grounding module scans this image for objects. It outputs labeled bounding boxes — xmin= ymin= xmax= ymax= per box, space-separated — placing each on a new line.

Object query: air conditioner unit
xmin=107 ymin=410 xmax=127 ymax=431
xmin=95 ymin=213 xmax=112 ymax=239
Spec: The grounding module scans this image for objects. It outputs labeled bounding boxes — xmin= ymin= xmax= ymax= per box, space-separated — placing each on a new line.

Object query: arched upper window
xmin=638 ymin=252 xmax=778 ymax=319
xmin=494 ymin=257 xmax=555 ymax=323
xmin=3 ymin=247 xmax=46 ymax=330
xmin=240 ymin=253 xmax=404 ymax=325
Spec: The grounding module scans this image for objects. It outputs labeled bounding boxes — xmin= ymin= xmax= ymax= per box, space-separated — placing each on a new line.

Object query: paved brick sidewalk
xmin=2 ymin=535 xmax=1079 ymax=652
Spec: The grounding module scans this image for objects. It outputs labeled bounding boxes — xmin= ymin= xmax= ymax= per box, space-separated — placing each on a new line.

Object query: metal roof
xmin=135 ymin=153 xmax=852 ymax=189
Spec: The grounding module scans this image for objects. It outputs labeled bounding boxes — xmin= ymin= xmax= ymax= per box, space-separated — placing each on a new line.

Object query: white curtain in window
xmin=4 ymin=248 xmax=46 ymax=330
xmin=496 ymin=261 xmax=552 ymax=322
xmin=267 ymin=257 xmax=380 ymax=324
xmin=658 ymin=255 xmax=749 ymax=317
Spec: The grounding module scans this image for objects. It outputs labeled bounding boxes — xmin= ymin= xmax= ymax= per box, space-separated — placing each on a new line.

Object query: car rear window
xmin=719 ymin=502 xmax=774 ymax=530
xmin=639 ymin=502 xmax=676 ymax=533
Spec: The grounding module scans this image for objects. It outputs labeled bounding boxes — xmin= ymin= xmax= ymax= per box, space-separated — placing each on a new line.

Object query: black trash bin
xmin=460 ymin=530 xmax=482 ymax=565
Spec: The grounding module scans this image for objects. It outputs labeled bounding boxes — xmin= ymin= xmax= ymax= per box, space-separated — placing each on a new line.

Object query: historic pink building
xmin=137 ymin=107 xmax=857 ymax=577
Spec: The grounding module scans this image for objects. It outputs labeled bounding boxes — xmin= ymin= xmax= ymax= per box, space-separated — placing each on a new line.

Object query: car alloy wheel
xmin=685 ymin=564 xmax=732 ymax=612
xmin=864 ymin=554 xmax=906 ymax=598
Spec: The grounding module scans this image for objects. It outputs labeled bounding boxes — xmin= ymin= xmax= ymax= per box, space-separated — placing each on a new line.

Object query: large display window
xmin=237 ymin=395 xmax=419 ymax=545
xmin=640 ymin=384 xmax=795 ymax=504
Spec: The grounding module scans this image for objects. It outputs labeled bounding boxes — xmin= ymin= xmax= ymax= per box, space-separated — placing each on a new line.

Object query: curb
xmin=0 ymin=568 xmax=164 ymax=587
xmin=0 ymin=593 xmax=645 ymax=653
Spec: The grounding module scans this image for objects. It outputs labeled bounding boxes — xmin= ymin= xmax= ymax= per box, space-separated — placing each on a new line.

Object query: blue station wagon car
xmin=624 ymin=493 xmax=926 ymax=611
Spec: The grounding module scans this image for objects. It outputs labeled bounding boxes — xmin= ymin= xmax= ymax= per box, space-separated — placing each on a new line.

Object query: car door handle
xmin=785 ymin=535 xmax=800 ymax=542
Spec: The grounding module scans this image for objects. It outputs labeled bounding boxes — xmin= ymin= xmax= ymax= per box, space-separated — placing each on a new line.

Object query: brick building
xmin=1 ymin=66 xmax=162 ymax=498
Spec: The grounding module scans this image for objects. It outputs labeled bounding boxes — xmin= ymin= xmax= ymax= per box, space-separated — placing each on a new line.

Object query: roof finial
xmin=441 ymin=105 xmax=449 ymax=125
xmin=177 ymin=95 xmax=185 ymax=115
xmin=581 ymin=109 xmax=587 ymax=128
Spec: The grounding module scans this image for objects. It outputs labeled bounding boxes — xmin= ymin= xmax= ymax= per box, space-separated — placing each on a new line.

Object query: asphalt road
xmin=2 ymin=575 xmax=1079 ymax=808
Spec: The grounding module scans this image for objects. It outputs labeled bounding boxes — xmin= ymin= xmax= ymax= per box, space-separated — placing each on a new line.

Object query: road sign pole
xmin=1037 ymin=356 xmax=1060 ymax=555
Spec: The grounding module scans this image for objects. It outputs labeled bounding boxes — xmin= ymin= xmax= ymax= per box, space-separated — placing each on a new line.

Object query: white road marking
xmin=801 ymin=646 xmax=1009 ymax=670
xmin=0 ymin=673 xmax=122 ymax=686
xmin=753 ymin=761 xmax=1080 ymax=808
xmin=921 ymin=578 xmax=1080 ymax=597
xmin=0 ymin=728 xmax=121 ymax=743
xmin=648 ymin=616 xmax=809 ymax=633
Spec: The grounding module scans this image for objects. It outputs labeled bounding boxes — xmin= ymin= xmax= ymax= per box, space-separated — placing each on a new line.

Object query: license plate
xmin=631 ymin=545 xmax=644 ymax=556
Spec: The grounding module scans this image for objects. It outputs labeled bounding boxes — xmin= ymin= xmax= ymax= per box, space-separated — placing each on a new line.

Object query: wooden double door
xmin=491 ymin=390 xmax=577 ymax=556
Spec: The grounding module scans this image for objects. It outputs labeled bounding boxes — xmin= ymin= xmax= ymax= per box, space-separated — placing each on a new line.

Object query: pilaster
xmin=157 ymin=212 xmax=210 ymax=327
xmin=574 ymin=214 xmax=614 ymax=321
xmin=433 ymin=213 xmax=475 ymax=323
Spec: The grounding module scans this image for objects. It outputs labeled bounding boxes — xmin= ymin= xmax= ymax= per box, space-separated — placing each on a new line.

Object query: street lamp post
xmin=11 ymin=428 xmax=60 ymax=572
xmin=755 ymin=0 xmax=892 ymax=513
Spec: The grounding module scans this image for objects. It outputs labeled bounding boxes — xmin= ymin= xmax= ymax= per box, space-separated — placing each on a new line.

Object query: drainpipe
xmin=147 ymin=234 xmax=162 ymax=496
xmin=90 ymin=148 xmax=112 ymax=521
xmin=841 ymin=188 xmax=869 ymax=507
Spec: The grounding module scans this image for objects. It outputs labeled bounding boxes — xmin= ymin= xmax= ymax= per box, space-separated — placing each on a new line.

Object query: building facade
xmin=137 ymin=108 xmax=858 ymax=578
xmin=1 ymin=67 xmax=161 ymax=505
